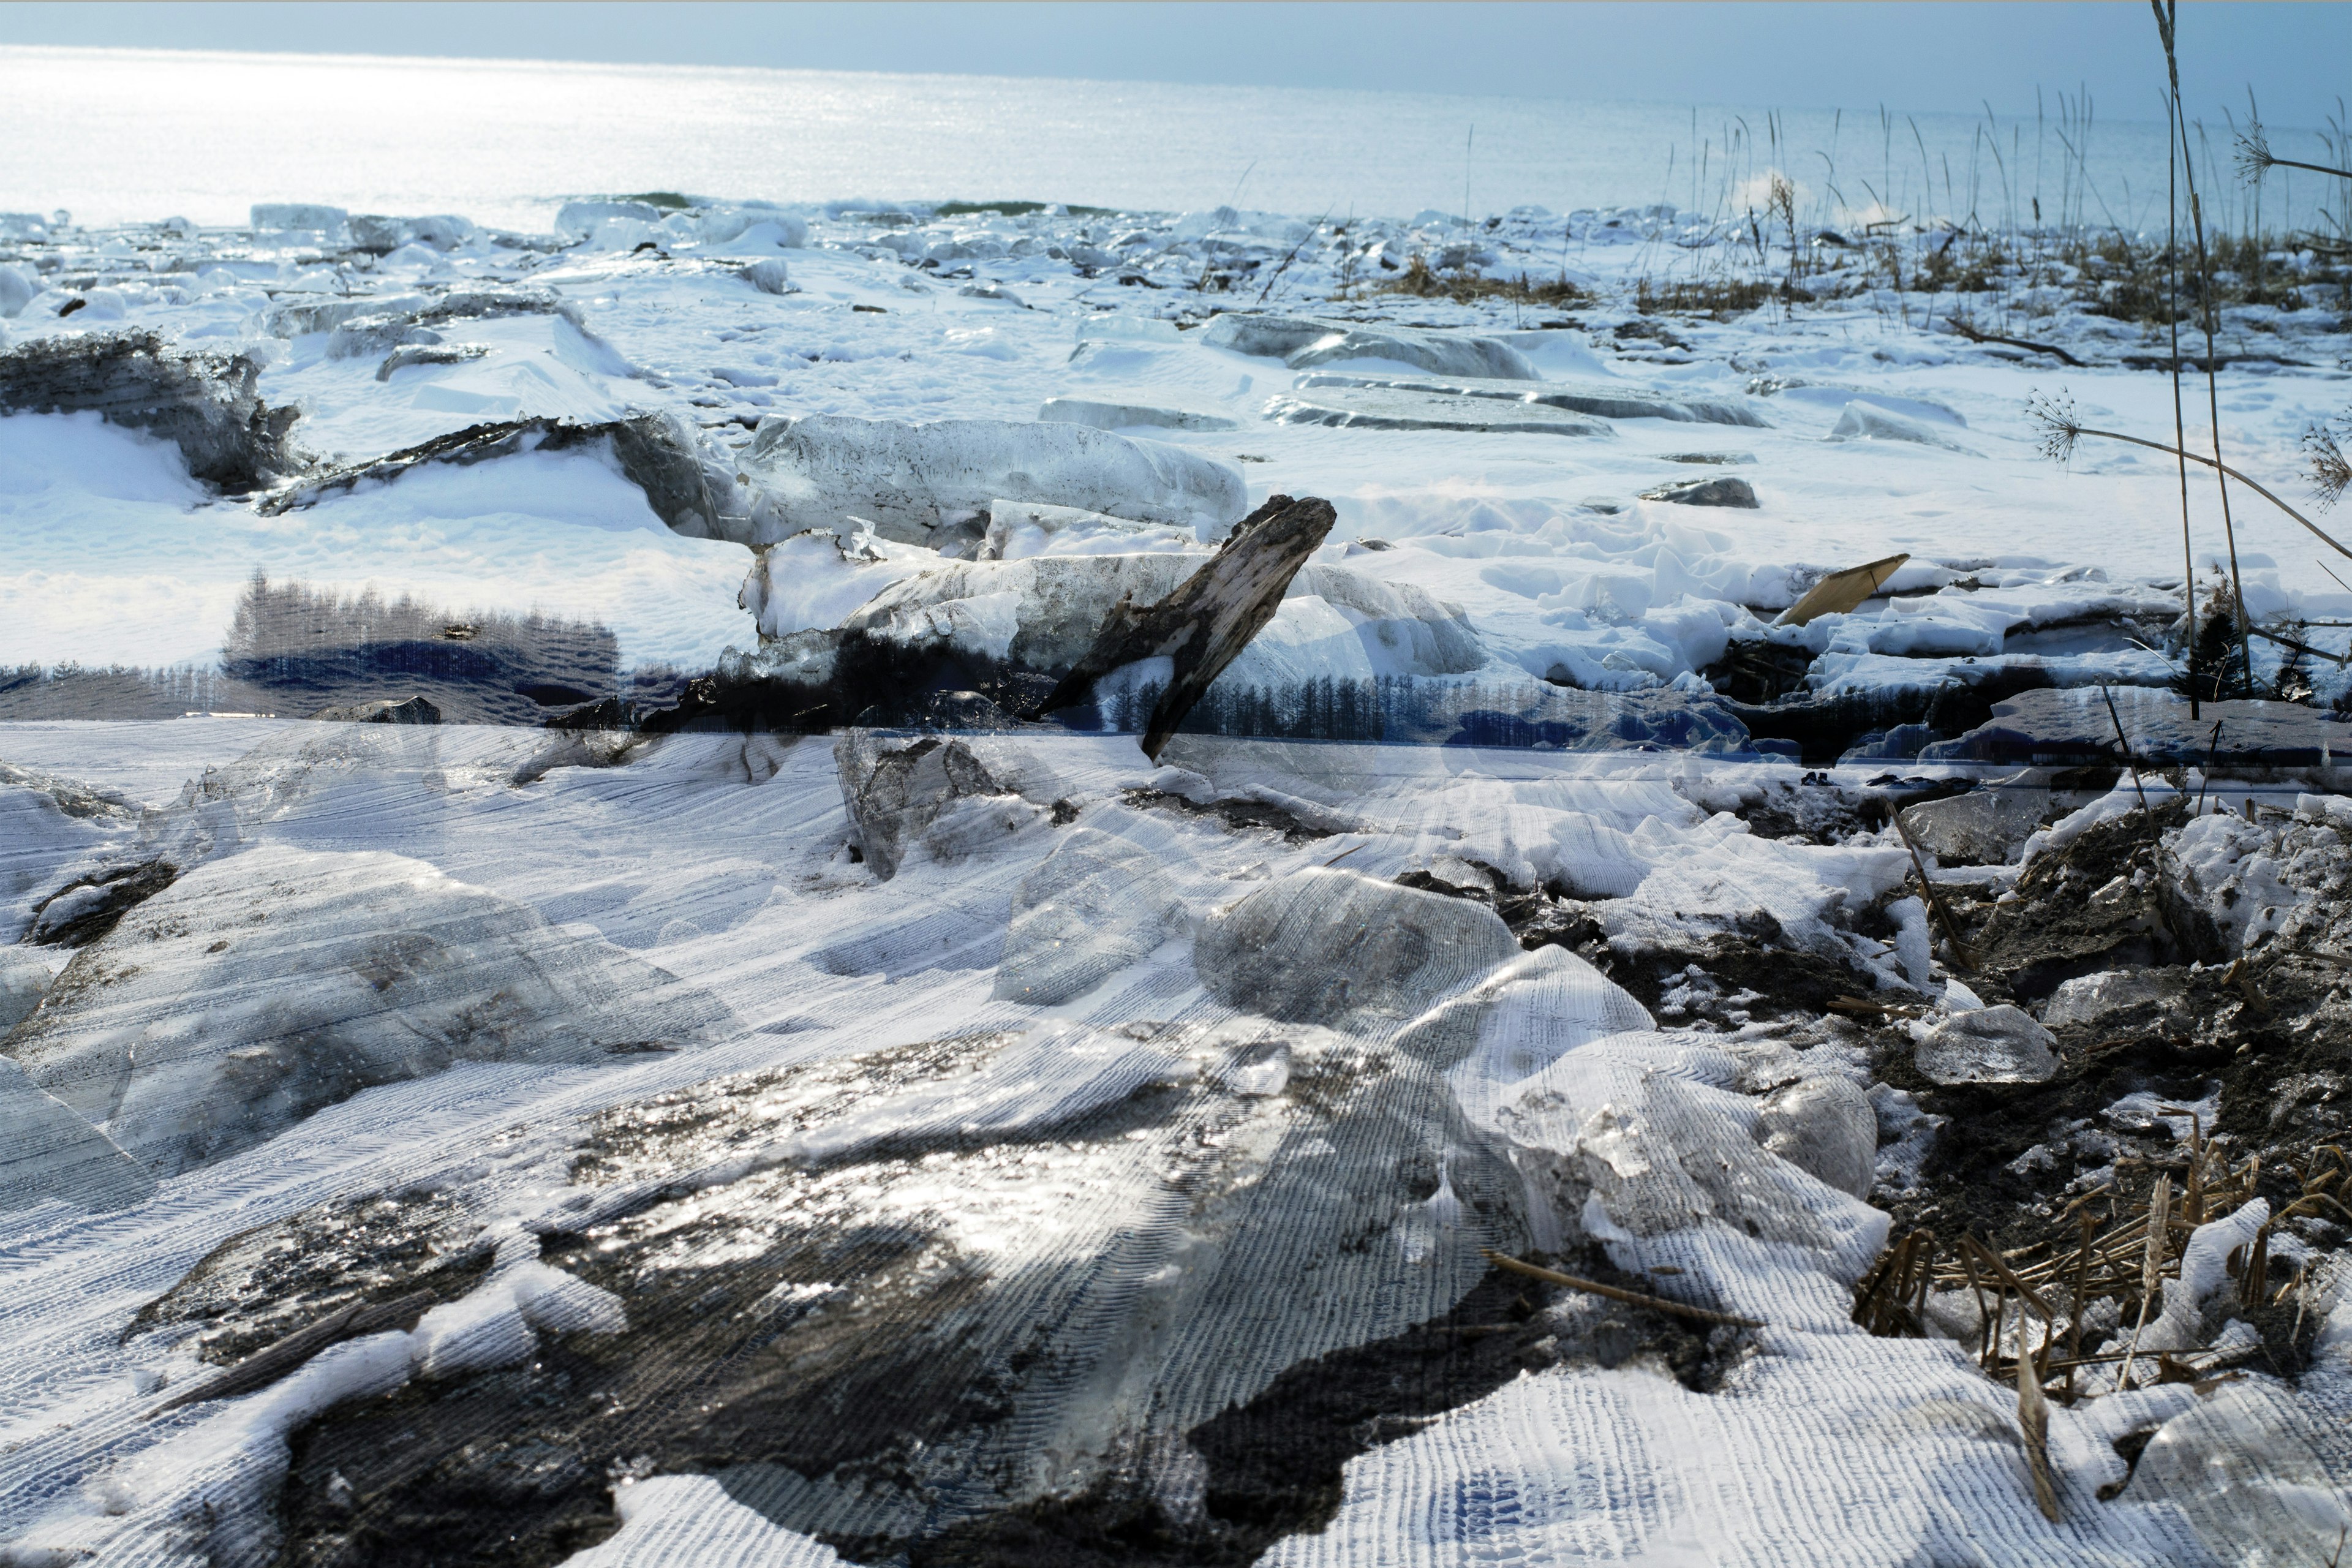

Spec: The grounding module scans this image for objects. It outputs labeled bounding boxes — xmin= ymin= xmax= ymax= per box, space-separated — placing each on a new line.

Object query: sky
xmin=9 ymin=1 xmax=2349 ymax=129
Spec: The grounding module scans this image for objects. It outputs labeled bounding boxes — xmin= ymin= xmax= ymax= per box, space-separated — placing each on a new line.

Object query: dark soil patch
xmin=832 ymin=1253 xmax=1727 ymax=1567
xmin=1120 ymin=786 xmax=1333 ymax=843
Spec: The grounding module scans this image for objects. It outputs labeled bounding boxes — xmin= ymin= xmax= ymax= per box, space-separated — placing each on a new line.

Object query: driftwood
xmin=1034 ymin=492 xmax=1337 ymax=759
xmin=1946 ymin=317 xmax=2085 ymax=368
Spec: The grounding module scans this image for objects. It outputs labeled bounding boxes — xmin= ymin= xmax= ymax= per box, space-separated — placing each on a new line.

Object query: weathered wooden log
xmin=1033 ymin=492 xmax=1337 ymax=759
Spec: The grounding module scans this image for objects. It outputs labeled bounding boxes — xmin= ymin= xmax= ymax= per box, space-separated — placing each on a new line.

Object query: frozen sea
xmin=2 ymin=43 xmax=2343 ymax=234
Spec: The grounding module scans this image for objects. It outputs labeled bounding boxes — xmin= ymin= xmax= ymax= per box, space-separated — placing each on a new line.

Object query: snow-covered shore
xmin=4 ymin=193 xmax=2352 ymax=1566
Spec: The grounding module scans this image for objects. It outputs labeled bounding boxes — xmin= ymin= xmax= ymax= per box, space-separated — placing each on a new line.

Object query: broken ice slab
xmin=1038 ymin=396 xmax=1239 ymax=432
xmin=1637 ymin=475 xmax=1757 ymax=507
xmin=1746 ymin=375 xmax=1967 ymax=427
xmin=1292 ymin=370 xmax=1766 ymax=427
xmin=1777 ymin=553 xmax=1911 ymax=627
xmin=1264 ymin=386 xmax=1613 ymax=438
xmin=1200 ymin=311 xmax=1538 ymax=379
xmin=1827 ymin=401 xmax=1977 ymax=453
xmin=978 ymin=497 xmax=1207 ymax=559
xmin=1921 ymin=689 xmax=2352 ymax=771
xmin=733 ymin=413 xmax=1249 ymax=547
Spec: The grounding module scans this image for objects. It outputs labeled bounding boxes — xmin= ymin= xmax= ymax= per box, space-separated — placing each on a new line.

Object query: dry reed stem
xmin=1483 ymin=1251 xmax=1766 ymax=1329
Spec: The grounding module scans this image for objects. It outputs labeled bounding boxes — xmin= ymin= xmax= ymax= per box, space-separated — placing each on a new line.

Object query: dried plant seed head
xmin=2236 ymin=120 xmax=2276 ymax=185
xmin=2026 ymin=391 xmax=2083 ymax=465
xmin=2308 ymin=421 xmax=2351 ymax=512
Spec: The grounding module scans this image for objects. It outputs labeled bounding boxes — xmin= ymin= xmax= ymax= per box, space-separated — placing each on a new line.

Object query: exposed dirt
xmin=1858 ymin=803 xmax=2352 ymax=1381
xmin=126 ymin=1186 xmax=492 ymax=1365
xmin=26 ymin=859 xmax=179 ymax=947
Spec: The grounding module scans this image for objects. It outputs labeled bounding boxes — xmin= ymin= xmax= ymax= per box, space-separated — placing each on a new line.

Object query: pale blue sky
xmin=8 ymin=2 xmax=2348 ymax=128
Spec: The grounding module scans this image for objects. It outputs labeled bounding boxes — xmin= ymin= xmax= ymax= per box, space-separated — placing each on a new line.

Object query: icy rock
xmin=835 ymin=731 xmax=1038 ymax=881
xmin=555 ymin=200 xmax=661 ymax=238
xmin=0 ymin=263 xmax=37 ymax=318
xmin=2041 ymin=967 xmax=2185 ymax=1030
xmin=1200 ymin=312 xmax=1539 ymax=379
xmin=249 ymin=202 xmax=349 ymax=235
xmin=0 ymin=330 xmax=301 ymax=492
xmin=1196 ymin=867 xmax=1519 ymax=1027
xmin=5 ymin=845 xmax=728 ymax=1177
xmin=309 ymin=696 xmax=441 ymax=725
xmin=1038 ymin=397 xmax=1238 ymax=432
xmin=0 ymin=946 xmax=51 ymax=1033
xmin=1913 ymin=1004 xmax=2059 ymax=1084
xmin=1039 ymin=494 xmax=1341 ymax=758
xmin=993 ymin=829 xmax=1186 ymax=1005
xmin=731 ymin=414 xmax=1249 ymax=548
xmin=1638 ymin=475 xmax=1758 ymax=508
xmin=740 ymin=258 xmax=791 ymax=295
xmin=1898 ymin=786 xmax=2048 ymax=865
xmin=0 ymin=1055 xmax=156 ymax=1214
xmin=1264 ymin=386 xmax=1613 ymax=438
xmin=1828 ymin=400 xmax=1975 ymax=452
xmin=978 ymin=499 xmax=1202 ymax=562
xmin=1292 ymin=370 xmax=1766 ymax=426
xmin=1753 ymin=1074 xmax=1879 ymax=1198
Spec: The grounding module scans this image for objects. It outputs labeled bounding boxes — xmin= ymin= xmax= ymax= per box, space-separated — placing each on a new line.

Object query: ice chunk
xmin=0 ymin=329 xmax=301 ymax=492
xmin=2042 ymin=967 xmax=2185 ymax=1030
xmin=0 ymin=1054 xmax=156 ymax=1214
xmin=741 ymin=257 xmax=792 ymax=295
xmin=1038 ymin=396 xmax=1238 ymax=432
xmin=555 ymin=199 xmax=661 ymax=238
xmin=1196 ymin=867 xmax=1519 ymax=1027
xmin=1749 ymin=375 xmax=1967 ymax=426
xmin=978 ymin=498 xmax=1206 ymax=560
xmin=834 ymin=731 xmax=1044 ymax=881
xmin=249 ymin=202 xmax=349 ymax=235
xmin=1202 ymin=312 xmax=1539 ymax=379
xmin=1913 ymin=1004 xmax=2059 ymax=1084
xmin=731 ymin=414 xmax=1248 ymax=548
xmin=6 ymin=844 xmax=729 ymax=1177
xmin=0 ymin=262 xmax=36 ymax=318
xmin=738 ymin=525 xmax=938 ymax=638
xmin=1828 ymin=400 xmax=1977 ymax=452
xmin=1292 ymin=369 xmax=1765 ymax=426
xmin=1898 ymin=786 xmax=2048 ymax=864
xmin=993 ymin=828 xmax=1186 ymax=1005
xmin=1753 ymin=1072 xmax=1879 ymax=1198
xmin=833 ymin=552 xmax=1199 ymax=671
xmin=1264 ymin=386 xmax=1613 ymax=437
